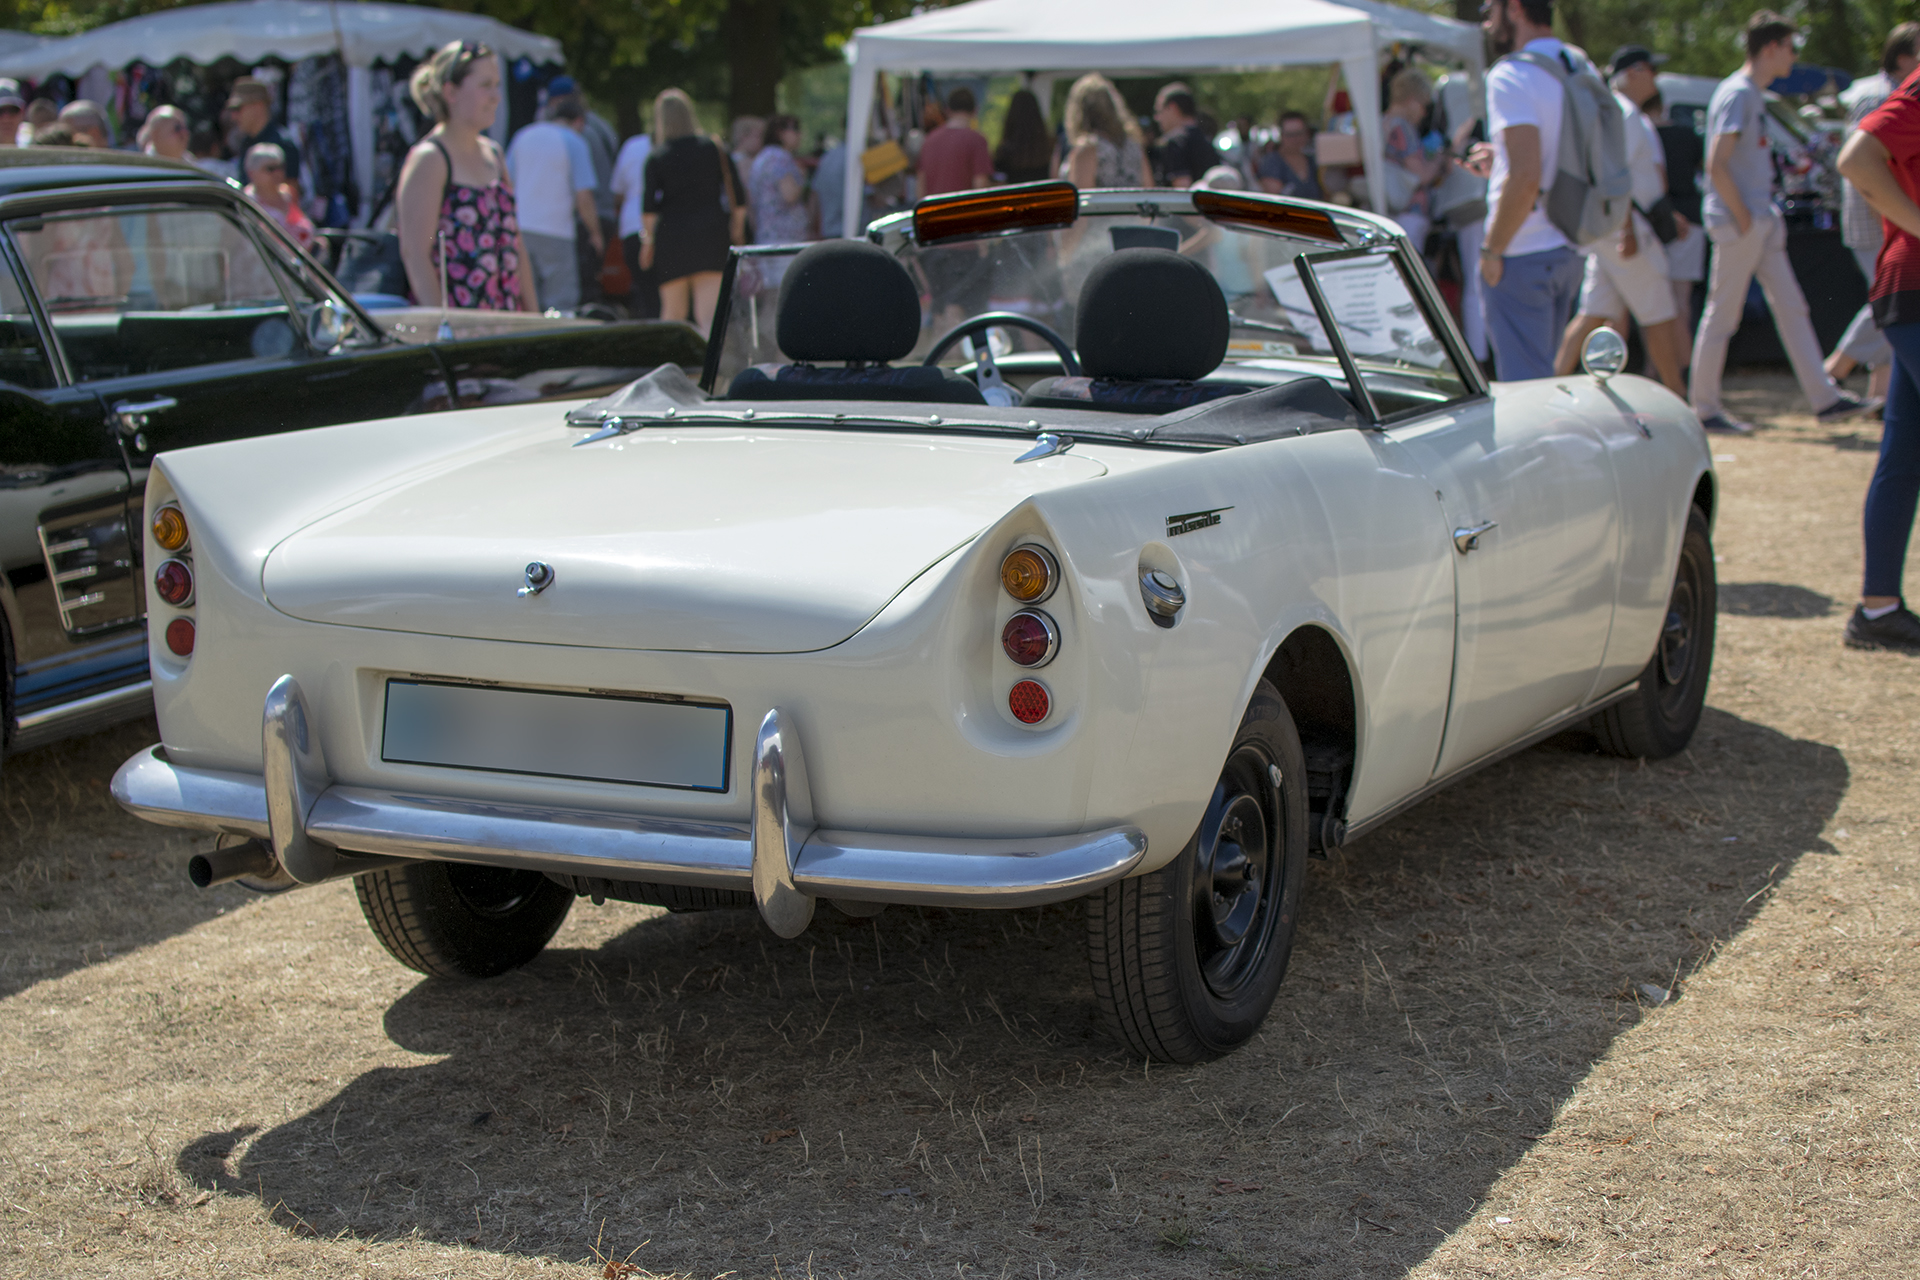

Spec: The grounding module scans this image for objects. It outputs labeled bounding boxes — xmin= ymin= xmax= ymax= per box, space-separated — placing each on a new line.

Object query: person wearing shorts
xmin=1553 ymin=46 xmax=1688 ymax=395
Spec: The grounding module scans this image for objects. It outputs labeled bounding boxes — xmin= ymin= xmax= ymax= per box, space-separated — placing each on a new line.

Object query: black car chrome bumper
xmin=112 ymin=676 xmax=1147 ymax=936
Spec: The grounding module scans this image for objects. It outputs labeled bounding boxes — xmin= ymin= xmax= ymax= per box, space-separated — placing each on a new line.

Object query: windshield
xmin=704 ymin=193 xmax=1475 ymax=428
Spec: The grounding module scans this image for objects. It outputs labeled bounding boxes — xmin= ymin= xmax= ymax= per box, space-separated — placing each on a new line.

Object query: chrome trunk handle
xmin=1452 ymin=520 xmax=1497 ymax=554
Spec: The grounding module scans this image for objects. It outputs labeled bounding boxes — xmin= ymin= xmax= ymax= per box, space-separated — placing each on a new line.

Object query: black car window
xmin=7 ymin=206 xmax=309 ymax=383
xmin=0 ymin=253 xmax=54 ymax=390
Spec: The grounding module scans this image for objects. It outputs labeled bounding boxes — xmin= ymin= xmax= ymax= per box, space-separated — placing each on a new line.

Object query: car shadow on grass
xmin=1719 ymin=581 xmax=1836 ymax=618
xmin=182 ymin=706 xmax=1844 ymax=1278
xmin=0 ymin=716 xmax=228 ymax=1001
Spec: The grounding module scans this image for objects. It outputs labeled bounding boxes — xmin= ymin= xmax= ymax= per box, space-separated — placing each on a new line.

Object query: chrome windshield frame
xmin=700 ymin=188 xmax=1485 ymax=412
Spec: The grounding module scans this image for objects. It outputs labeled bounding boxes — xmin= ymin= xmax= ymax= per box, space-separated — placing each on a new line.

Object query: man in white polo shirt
xmin=1690 ymin=10 xmax=1866 ymax=432
xmin=505 ymin=96 xmax=604 ymax=313
xmin=1466 ymin=0 xmax=1584 ymax=381
xmin=1553 ymin=45 xmax=1689 ymax=396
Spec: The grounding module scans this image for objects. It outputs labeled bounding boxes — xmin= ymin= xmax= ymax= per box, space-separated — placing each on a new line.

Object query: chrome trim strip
xmin=1342 ymin=680 xmax=1642 ymax=844
xmin=796 ymin=827 xmax=1146 ymax=908
xmin=111 ymin=748 xmax=1148 ymax=911
xmin=750 ymin=708 xmax=816 ymax=937
xmin=306 ymin=787 xmax=753 ymax=884
xmin=111 ymin=744 xmax=269 ymax=838
xmin=14 ymin=678 xmax=153 ymax=745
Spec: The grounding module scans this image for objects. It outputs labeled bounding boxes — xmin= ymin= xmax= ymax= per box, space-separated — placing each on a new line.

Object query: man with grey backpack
xmin=1467 ymin=0 xmax=1632 ymax=380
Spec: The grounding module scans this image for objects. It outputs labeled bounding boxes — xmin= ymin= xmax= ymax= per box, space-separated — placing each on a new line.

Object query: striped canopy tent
xmin=0 ymin=1 xmax=562 ymax=222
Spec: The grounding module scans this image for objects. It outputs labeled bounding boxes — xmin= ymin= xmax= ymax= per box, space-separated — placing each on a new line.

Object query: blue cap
xmin=546 ymin=75 xmax=577 ymax=97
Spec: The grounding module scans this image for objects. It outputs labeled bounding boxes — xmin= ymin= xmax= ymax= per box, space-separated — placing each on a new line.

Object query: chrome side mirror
xmin=1580 ymin=326 xmax=1628 ymax=380
xmin=305 ymin=299 xmax=347 ymax=353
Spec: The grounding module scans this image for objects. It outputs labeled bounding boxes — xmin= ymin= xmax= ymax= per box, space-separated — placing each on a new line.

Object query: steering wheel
xmin=924 ymin=311 xmax=1080 ymax=407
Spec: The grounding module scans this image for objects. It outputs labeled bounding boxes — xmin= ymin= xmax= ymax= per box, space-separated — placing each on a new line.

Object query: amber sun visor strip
xmin=913 ymin=181 xmax=1080 ymax=245
xmin=1190 ymin=190 xmax=1342 ymax=243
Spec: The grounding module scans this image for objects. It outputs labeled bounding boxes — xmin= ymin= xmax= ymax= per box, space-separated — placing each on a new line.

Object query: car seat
xmin=1021 ymin=248 xmax=1248 ymax=414
xmin=727 ymin=241 xmax=985 ymax=405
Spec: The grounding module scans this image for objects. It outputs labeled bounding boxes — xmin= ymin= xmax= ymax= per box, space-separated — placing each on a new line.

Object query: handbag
xmin=1430 ymin=163 xmax=1489 ymax=230
xmin=1637 ymin=195 xmax=1682 ymax=244
xmin=333 ymin=231 xmax=409 ymax=296
xmin=861 ymin=140 xmax=909 ymax=184
xmin=1379 ymin=161 xmax=1422 ymax=214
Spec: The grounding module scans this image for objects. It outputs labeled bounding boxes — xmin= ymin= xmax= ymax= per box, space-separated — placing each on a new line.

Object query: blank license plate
xmin=382 ymin=680 xmax=731 ymax=792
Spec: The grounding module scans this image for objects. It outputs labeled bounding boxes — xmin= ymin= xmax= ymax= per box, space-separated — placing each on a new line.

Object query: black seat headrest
xmin=1075 ymin=248 xmax=1229 ymax=382
xmin=776 ymin=240 xmax=922 ymax=364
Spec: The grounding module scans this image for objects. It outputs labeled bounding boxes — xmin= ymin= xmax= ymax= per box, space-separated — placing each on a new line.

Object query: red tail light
xmin=164 ymin=617 xmax=195 ymax=657
xmin=154 ymin=558 xmax=194 ymax=607
xmin=1009 ymin=679 xmax=1050 ymax=725
xmin=1000 ymin=609 xmax=1059 ymax=667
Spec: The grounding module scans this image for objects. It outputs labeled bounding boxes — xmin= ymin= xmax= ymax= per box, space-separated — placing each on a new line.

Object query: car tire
xmin=355 ymin=861 xmax=573 ymax=979
xmin=0 ymin=601 xmax=13 ymax=775
xmin=1590 ymin=505 xmax=1716 ymax=761
xmin=1087 ymin=679 xmax=1309 ymax=1063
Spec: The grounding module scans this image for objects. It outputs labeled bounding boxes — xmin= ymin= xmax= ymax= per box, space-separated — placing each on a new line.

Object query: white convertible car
xmin=112 ymin=184 xmax=1716 ymax=1063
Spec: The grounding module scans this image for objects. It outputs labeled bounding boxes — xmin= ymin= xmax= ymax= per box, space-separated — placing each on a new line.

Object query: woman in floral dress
xmin=394 ymin=41 xmax=537 ymax=311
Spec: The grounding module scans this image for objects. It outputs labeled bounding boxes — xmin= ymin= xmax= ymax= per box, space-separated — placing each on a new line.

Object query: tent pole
xmin=346 ymin=64 xmax=375 ymax=227
xmin=842 ymin=47 xmax=876 ymax=238
xmin=1344 ymin=45 xmax=1388 ymax=216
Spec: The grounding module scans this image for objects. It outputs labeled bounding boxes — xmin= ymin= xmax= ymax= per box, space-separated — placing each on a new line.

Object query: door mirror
xmin=305 ymin=299 xmax=347 ymax=353
xmin=1581 ymin=326 xmax=1628 ymax=381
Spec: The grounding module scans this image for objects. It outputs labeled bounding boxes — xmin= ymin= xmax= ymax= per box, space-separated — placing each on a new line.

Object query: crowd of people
xmin=0 ymin=69 xmax=322 ymax=251
xmin=1455 ymin=2 xmax=1919 ymax=651
xmin=0 ymin=21 xmax=1911 ymax=651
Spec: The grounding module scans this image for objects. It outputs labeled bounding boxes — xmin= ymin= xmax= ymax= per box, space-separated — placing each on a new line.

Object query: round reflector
xmin=1000 ymin=609 xmax=1058 ymax=667
xmin=153 ymin=558 xmax=194 ymax=607
xmin=151 ymin=504 xmax=189 ymax=552
xmin=164 ymin=617 xmax=195 ymax=657
xmin=999 ymin=544 xmax=1057 ymax=603
xmin=1008 ymin=679 xmax=1050 ymax=724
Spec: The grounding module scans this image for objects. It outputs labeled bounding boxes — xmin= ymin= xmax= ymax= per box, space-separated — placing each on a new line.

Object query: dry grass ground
xmin=1 ymin=371 xmax=1916 ymax=1279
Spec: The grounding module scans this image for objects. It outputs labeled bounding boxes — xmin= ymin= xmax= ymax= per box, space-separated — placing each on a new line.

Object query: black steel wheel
xmin=1591 ymin=505 xmax=1717 ymax=760
xmin=1088 ymin=679 xmax=1309 ymax=1062
xmin=356 ymin=861 xmax=573 ymax=979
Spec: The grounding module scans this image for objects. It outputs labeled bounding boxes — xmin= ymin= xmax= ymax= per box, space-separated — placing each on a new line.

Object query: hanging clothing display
xmin=288 ymin=54 xmax=354 ymax=223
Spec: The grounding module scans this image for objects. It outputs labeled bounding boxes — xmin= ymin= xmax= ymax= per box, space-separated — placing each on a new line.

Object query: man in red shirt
xmin=918 ymin=87 xmax=994 ymax=333
xmin=1838 ymin=64 xmax=1920 ymax=650
xmin=918 ymin=87 xmax=993 ymax=196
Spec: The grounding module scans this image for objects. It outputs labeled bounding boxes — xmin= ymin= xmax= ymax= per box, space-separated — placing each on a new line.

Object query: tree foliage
xmin=0 ymin=0 xmax=921 ymax=135
xmin=1442 ymin=0 xmax=1920 ymax=80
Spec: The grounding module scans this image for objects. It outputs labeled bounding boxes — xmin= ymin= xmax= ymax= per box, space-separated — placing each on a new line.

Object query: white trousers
xmin=1690 ymin=210 xmax=1838 ymax=418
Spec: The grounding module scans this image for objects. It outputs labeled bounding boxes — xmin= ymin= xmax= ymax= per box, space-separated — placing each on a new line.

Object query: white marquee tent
xmin=0 ymin=1 xmax=563 ymax=221
xmin=840 ymin=0 xmax=1484 ymax=236
xmin=0 ymin=29 xmax=49 ymax=61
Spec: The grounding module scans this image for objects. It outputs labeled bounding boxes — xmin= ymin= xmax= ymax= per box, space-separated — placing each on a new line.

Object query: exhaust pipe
xmin=188 ymin=838 xmax=285 ymax=889
xmin=188 ymin=837 xmax=406 ymax=890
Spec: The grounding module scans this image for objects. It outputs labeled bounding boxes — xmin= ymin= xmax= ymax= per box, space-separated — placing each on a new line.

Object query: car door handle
xmin=111 ymin=396 xmax=177 ymax=434
xmin=1452 ymin=520 xmax=1497 ymax=554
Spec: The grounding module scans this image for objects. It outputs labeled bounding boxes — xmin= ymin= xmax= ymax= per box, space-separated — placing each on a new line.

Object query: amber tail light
xmin=1000 ymin=544 xmax=1058 ymax=603
xmin=151 ymin=503 xmax=189 ymax=552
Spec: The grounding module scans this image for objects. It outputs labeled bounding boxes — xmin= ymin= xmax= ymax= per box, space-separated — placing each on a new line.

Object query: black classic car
xmin=0 ymin=148 xmax=703 ymax=763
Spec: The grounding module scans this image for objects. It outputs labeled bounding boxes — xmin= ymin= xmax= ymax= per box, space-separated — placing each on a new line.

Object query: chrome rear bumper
xmin=112 ymin=676 xmax=1147 ymax=936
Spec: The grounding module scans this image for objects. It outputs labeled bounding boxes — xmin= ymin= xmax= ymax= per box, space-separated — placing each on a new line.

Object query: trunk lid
xmin=262 ymin=427 xmax=1106 ymax=652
